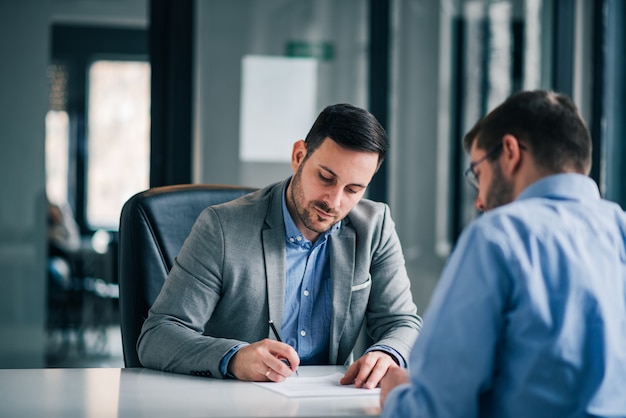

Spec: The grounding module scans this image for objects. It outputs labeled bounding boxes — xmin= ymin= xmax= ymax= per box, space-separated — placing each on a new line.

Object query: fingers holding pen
xmin=229 ymin=339 xmax=299 ymax=382
xmin=268 ymin=340 xmax=300 ymax=379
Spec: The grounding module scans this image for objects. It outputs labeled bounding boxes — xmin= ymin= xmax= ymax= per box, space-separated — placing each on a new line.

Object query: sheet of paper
xmin=252 ymin=372 xmax=380 ymax=397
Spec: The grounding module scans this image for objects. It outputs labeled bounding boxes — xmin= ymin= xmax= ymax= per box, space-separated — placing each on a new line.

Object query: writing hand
xmin=339 ymin=351 xmax=399 ymax=389
xmin=228 ymin=339 xmax=300 ymax=382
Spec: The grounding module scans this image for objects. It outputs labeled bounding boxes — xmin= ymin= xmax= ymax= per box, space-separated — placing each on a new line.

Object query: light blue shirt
xmin=383 ymin=174 xmax=626 ymax=417
xmin=281 ymin=189 xmax=338 ymax=364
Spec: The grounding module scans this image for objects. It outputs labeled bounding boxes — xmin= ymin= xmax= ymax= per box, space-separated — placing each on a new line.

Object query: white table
xmin=0 ymin=366 xmax=381 ymax=417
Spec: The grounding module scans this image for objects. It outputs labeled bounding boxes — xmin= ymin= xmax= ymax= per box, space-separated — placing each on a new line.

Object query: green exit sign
xmin=285 ymin=41 xmax=334 ymax=61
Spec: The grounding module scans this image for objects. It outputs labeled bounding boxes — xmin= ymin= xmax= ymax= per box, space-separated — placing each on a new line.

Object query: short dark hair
xmin=304 ymin=103 xmax=388 ymax=169
xmin=462 ymin=90 xmax=592 ymax=174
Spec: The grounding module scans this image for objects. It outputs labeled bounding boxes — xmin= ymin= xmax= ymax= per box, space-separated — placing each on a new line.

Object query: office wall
xmin=50 ymin=0 xmax=147 ymax=26
xmin=0 ymin=2 xmax=50 ymax=367
xmin=388 ymin=0 xmax=449 ymax=311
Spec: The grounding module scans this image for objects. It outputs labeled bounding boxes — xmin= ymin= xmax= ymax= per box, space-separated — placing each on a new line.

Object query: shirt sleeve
xmin=219 ymin=342 xmax=249 ymax=378
xmin=382 ymin=221 xmax=514 ymax=417
xmin=365 ymin=344 xmax=406 ymax=368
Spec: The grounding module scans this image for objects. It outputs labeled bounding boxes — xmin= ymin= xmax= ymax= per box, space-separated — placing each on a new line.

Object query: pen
xmin=268 ymin=319 xmax=283 ymax=342
xmin=268 ymin=320 xmax=298 ymax=376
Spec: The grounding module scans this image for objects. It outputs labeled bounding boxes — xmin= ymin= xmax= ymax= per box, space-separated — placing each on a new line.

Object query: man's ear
xmin=291 ymin=140 xmax=307 ymax=171
xmin=500 ymin=134 xmax=523 ymax=176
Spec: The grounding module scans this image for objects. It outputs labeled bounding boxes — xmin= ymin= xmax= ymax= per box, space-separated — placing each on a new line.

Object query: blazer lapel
xmin=262 ymin=182 xmax=288 ymax=333
xmin=328 ymin=225 xmax=356 ymax=363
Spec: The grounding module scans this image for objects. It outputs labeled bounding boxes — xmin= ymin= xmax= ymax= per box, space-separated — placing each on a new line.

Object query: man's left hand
xmin=339 ymin=351 xmax=399 ymax=389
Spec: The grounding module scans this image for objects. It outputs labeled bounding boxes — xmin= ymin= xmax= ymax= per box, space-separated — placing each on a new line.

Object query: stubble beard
xmin=290 ymin=167 xmax=339 ymax=235
xmin=484 ymin=162 xmax=515 ymax=211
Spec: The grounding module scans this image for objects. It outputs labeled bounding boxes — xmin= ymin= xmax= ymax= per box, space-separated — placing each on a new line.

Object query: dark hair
xmin=304 ymin=103 xmax=388 ymax=169
xmin=462 ymin=90 xmax=592 ymax=174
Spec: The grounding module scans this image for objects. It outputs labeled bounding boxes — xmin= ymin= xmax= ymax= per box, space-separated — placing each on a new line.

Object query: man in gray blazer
xmin=138 ymin=103 xmax=421 ymax=388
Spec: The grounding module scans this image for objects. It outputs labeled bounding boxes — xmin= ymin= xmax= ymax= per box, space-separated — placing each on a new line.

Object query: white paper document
xmin=252 ymin=372 xmax=381 ymax=398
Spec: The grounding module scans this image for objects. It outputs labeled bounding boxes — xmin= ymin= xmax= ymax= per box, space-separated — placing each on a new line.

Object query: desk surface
xmin=0 ymin=366 xmax=381 ymax=418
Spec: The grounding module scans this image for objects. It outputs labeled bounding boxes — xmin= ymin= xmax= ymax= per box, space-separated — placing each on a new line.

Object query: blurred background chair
xmin=46 ymin=201 xmax=83 ymax=354
xmin=118 ymin=184 xmax=256 ymax=368
xmin=46 ymin=200 xmax=119 ymax=363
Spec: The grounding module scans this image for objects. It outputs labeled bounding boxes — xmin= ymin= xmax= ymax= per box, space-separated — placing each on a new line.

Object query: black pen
xmin=268 ymin=320 xmax=298 ymax=376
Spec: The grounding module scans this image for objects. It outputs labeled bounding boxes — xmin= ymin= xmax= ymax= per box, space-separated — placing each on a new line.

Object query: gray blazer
xmin=137 ymin=179 xmax=421 ymax=378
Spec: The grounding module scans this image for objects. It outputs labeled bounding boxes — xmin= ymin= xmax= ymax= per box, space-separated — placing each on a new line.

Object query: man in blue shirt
xmin=380 ymin=90 xmax=626 ymax=417
xmin=138 ymin=104 xmax=421 ymax=387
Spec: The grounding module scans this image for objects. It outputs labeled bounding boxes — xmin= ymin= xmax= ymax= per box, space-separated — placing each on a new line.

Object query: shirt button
xmin=289 ymin=237 xmax=295 ymax=243
xmin=300 ymin=330 xmax=306 ymax=337
xmin=303 ymin=290 xmax=309 ymax=296
xmin=296 ymin=235 xmax=302 ymax=242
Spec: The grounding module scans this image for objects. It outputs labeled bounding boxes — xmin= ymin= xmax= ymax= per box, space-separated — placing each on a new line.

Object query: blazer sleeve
xmin=363 ymin=203 xmax=422 ymax=363
xmin=137 ymin=206 xmax=252 ymax=378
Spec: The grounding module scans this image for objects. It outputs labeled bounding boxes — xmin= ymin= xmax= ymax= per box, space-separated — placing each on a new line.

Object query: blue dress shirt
xmin=383 ymin=174 xmax=626 ymax=417
xmin=281 ymin=194 xmax=337 ymax=364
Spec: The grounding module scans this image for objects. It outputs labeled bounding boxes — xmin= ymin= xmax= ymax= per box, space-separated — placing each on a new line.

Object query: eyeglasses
xmin=463 ymin=142 xmax=503 ymax=190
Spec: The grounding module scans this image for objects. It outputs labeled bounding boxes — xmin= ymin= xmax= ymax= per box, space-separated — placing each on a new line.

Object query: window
xmin=45 ymin=110 xmax=70 ymax=206
xmin=87 ymin=60 xmax=150 ymax=229
xmin=48 ymin=25 xmax=148 ymax=232
xmin=46 ymin=64 xmax=70 ymax=206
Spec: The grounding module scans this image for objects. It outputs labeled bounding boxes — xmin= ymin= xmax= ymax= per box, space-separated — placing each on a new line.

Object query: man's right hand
xmin=227 ymin=339 xmax=300 ymax=382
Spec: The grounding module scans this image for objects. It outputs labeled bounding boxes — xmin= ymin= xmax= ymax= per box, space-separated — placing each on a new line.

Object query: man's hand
xmin=339 ymin=351 xmax=399 ymax=389
xmin=379 ymin=367 xmax=409 ymax=406
xmin=228 ymin=339 xmax=300 ymax=382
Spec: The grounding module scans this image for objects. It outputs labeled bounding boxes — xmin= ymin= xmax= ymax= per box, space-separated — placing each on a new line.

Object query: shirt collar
xmin=516 ymin=173 xmax=601 ymax=202
xmin=281 ymin=178 xmax=341 ymax=248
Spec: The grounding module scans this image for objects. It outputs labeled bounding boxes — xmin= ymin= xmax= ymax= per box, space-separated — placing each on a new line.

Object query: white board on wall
xmin=239 ymin=55 xmax=318 ymax=162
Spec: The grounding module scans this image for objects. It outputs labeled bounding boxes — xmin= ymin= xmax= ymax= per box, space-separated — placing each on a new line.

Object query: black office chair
xmin=118 ymin=184 xmax=256 ymax=367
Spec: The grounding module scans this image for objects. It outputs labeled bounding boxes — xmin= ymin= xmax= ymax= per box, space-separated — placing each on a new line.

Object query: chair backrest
xmin=118 ymin=184 xmax=256 ymax=367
